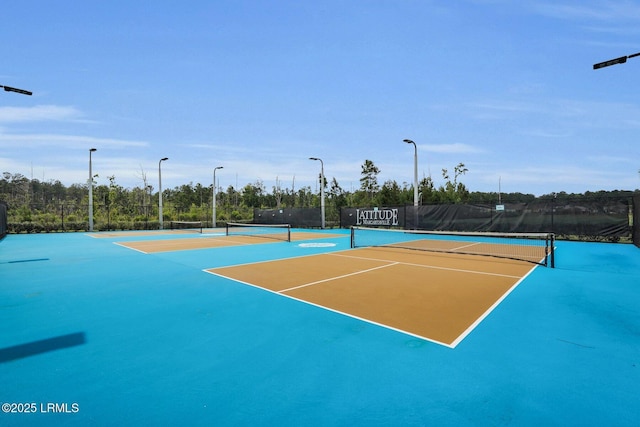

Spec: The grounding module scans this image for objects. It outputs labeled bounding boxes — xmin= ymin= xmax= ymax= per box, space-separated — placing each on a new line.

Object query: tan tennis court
xmin=88 ymin=229 xmax=202 ymax=238
xmin=205 ymin=245 xmax=538 ymax=347
xmin=116 ymin=230 xmax=345 ymax=253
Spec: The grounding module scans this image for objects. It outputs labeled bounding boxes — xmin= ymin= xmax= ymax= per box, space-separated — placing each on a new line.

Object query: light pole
xmin=158 ymin=157 xmax=168 ymax=229
xmin=212 ymin=166 xmax=223 ymax=228
xmin=88 ymin=148 xmax=97 ymax=231
xmin=309 ymin=157 xmax=325 ymax=229
xmin=403 ymin=139 xmax=418 ymax=207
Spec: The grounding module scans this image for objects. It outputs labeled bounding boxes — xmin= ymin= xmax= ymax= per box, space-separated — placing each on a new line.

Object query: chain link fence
xmin=0 ymin=201 xmax=7 ymax=241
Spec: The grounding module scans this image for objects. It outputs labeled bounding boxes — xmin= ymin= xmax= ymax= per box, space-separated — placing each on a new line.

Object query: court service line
xmin=450 ymin=242 xmax=482 ymax=252
xmin=278 ymin=262 xmax=400 ymax=293
xmin=328 ymin=251 xmax=523 ymax=279
xmin=204 ymin=251 xmax=331 ymax=270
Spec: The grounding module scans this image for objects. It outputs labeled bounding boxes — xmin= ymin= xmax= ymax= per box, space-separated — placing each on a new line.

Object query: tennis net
xmin=350 ymin=226 xmax=555 ymax=267
xmin=169 ymin=221 xmax=203 ymax=233
xmin=226 ymin=222 xmax=291 ymax=242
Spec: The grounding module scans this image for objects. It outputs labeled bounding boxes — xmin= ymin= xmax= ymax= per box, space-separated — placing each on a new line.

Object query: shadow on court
xmin=0 ymin=332 xmax=86 ymax=364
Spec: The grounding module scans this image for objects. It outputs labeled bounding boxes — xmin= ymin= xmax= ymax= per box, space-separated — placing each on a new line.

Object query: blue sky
xmin=1 ymin=0 xmax=639 ymax=196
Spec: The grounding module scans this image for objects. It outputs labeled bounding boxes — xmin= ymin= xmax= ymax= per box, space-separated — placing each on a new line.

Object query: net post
xmin=225 ymin=223 xmax=230 ymax=236
xmin=550 ymin=233 xmax=555 ymax=268
xmin=350 ymin=226 xmax=355 ymax=248
xmin=287 ymin=225 xmax=291 ymax=242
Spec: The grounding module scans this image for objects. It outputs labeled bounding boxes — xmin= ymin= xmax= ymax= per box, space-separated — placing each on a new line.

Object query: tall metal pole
xmin=309 ymin=157 xmax=325 ymax=229
xmin=158 ymin=157 xmax=168 ymax=229
xmin=212 ymin=166 xmax=223 ymax=228
xmin=88 ymin=148 xmax=97 ymax=231
xmin=403 ymin=139 xmax=418 ymax=207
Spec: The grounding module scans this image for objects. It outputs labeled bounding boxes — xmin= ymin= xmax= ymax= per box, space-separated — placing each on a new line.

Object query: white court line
xmin=328 ymin=251 xmax=523 ymax=279
xmin=450 ymin=241 xmax=483 ymax=251
xmin=278 ymin=262 xmax=399 ymax=293
xmin=113 ymin=241 xmax=148 ymax=254
xmin=203 ymin=268 xmax=454 ymax=348
xmin=203 ymin=250 xmax=326 ymax=271
xmin=203 ymin=248 xmax=541 ymax=349
xmin=113 ymin=234 xmax=271 ymax=254
xmin=449 ymin=263 xmax=539 ymax=347
xmin=329 ymin=249 xmax=540 ymax=348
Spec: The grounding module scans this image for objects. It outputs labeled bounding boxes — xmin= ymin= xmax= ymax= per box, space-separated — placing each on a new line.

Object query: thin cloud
xmin=585 ymin=155 xmax=638 ymax=165
xmin=0 ymin=133 xmax=150 ymax=149
xmin=467 ymin=100 xmax=548 ymax=120
xmin=520 ymin=129 xmax=573 ymax=139
xmin=0 ymin=105 xmax=84 ymax=123
xmin=476 ymin=163 xmax=637 ymax=194
xmin=533 ymin=1 xmax=640 ymax=22
xmin=583 ymin=25 xmax=640 ymax=37
xmin=423 ymin=143 xmax=483 ymax=154
xmin=466 ymin=97 xmax=640 ymax=131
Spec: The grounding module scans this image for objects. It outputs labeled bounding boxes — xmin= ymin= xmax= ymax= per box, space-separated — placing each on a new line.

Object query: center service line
xmin=278 ymin=262 xmax=400 ymax=293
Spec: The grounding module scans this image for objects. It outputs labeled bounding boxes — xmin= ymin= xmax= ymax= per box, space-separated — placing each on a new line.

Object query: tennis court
xmin=113 ymin=226 xmax=344 ymax=254
xmin=1 ymin=228 xmax=639 ymax=426
xmin=206 ymin=246 xmax=539 ymax=347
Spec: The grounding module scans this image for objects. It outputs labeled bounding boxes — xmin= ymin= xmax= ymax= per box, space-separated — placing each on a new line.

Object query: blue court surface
xmin=1 ymin=230 xmax=639 ymax=426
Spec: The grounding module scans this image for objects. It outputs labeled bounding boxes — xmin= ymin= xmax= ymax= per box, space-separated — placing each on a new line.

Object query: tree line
xmin=1 ymin=160 xmax=637 ymax=232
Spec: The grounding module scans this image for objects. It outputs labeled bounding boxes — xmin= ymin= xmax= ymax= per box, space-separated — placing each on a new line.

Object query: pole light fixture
xmin=0 ymin=85 xmax=32 ymax=96
xmin=212 ymin=166 xmax=223 ymax=228
xmin=403 ymin=139 xmax=419 ymax=207
xmin=593 ymin=51 xmax=640 ymax=70
xmin=309 ymin=157 xmax=325 ymax=229
xmin=158 ymin=157 xmax=169 ymax=229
